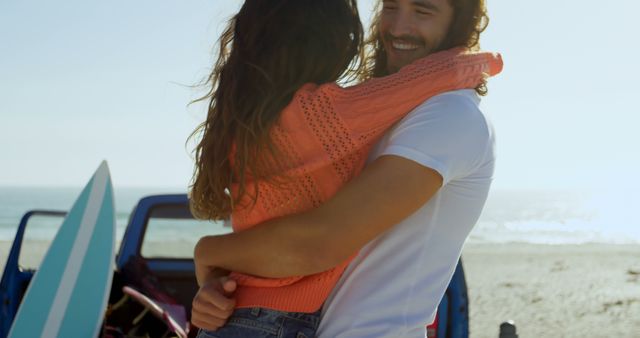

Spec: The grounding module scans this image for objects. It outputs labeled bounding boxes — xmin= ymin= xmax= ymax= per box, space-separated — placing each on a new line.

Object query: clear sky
xmin=1 ymin=0 xmax=639 ymax=192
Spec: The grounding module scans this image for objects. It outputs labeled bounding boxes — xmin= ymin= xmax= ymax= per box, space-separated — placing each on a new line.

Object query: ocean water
xmin=0 ymin=186 xmax=230 ymax=249
xmin=470 ymin=188 xmax=640 ymax=245
xmin=0 ymin=186 xmax=639 ymax=246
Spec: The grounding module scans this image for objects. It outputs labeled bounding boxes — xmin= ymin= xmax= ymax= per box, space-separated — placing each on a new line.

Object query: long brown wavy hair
xmin=189 ymin=0 xmax=364 ymax=220
xmin=361 ymin=0 xmax=490 ymax=94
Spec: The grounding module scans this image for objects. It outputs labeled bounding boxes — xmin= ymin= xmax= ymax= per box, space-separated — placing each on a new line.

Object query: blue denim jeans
xmin=196 ymin=307 xmax=321 ymax=338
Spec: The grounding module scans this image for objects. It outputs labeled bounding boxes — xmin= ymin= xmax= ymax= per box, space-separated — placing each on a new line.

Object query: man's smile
xmin=391 ymin=39 xmax=422 ymax=51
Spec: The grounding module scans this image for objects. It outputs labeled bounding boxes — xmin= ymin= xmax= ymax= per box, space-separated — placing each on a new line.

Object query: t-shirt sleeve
xmin=377 ymin=91 xmax=493 ymax=186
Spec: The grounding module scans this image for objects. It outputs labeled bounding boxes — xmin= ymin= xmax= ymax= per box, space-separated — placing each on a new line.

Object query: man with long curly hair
xmin=192 ymin=0 xmax=495 ymax=336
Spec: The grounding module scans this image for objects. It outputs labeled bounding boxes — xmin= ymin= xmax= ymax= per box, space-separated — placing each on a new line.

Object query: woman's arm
xmin=326 ymin=49 xmax=502 ymax=136
xmin=194 ymin=154 xmax=443 ymax=278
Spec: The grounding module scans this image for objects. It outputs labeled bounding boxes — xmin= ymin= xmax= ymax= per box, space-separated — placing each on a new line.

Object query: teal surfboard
xmin=8 ymin=161 xmax=116 ymax=338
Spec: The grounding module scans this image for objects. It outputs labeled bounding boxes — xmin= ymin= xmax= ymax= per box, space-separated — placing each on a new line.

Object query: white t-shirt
xmin=317 ymin=89 xmax=496 ymax=338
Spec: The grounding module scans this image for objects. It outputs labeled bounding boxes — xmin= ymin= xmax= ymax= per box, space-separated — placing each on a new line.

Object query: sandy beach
xmin=2 ymin=241 xmax=639 ymax=337
xmin=462 ymin=243 xmax=640 ymax=337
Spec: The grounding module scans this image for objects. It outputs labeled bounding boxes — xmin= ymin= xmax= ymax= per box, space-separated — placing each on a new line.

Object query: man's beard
xmin=382 ymin=32 xmax=430 ymax=74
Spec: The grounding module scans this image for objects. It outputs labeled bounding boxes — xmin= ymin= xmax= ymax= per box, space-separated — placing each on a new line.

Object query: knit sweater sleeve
xmin=311 ymin=48 xmax=503 ymax=146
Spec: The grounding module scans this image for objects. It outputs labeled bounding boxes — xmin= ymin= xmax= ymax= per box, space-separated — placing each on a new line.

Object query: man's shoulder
xmin=414 ymin=89 xmax=482 ymax=117
xmin=397 ymin=89 xmax=488 ymax=130
xmin=370 ymin=88 xmax=495 ymax=172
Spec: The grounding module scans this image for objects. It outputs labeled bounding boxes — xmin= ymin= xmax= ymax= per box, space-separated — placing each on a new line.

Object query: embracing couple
xmin=188 ymin=0 xmax=502 ymax=337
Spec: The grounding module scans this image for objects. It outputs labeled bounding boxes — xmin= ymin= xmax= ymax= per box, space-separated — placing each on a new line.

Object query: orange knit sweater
xmin=228 ymin=48 xmax=503 ymax=312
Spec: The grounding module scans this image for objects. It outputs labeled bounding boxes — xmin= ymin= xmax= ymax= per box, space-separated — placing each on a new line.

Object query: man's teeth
xmin=392 ymin=41 xmax=419 ymax=50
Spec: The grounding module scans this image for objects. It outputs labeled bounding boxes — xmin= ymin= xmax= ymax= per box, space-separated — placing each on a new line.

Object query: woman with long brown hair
xmin=189 ymin=0 xmax=502 ymax=337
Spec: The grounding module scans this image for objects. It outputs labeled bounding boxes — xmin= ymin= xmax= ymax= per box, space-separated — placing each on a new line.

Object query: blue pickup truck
xmin=0 ymin=194 xmax=472 ymax=338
